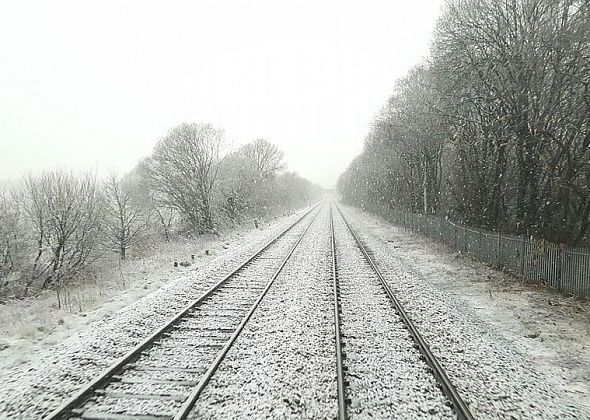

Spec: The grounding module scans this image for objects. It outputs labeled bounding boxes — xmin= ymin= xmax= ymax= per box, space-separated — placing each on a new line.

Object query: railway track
xmin=330 ymin=202 xmax=474 ymax=419
xmin=44 ymin=202 xmax=323 ymax=420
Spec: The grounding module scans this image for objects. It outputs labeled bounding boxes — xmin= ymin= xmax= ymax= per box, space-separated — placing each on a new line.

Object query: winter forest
xmin=0 ymin=124 xmax=322 ymax=299
xmin=338 ymin=0 xmax=590 ymax=245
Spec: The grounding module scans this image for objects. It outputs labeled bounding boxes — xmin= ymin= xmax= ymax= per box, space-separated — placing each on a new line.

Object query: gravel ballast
xmin=333 ymin=207 xmax=455 ymax=419
xmin=0 ymin=205 xmax=318 ymax=419
xmin=188 ymin=204 xmax=337 ymax=419
xmin=338 ymin=204 xmax=590 ymax=419
xmin=3 ymin=199 xmax=585 ymax=419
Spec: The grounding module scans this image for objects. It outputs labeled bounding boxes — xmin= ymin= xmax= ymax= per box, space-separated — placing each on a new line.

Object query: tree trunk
xmin=575 ymin=198 xmax=590 ymax=243
xmin=488 ymin=140 xmax=507 ymax=228
xmin=25 ymin=240 xmax=44 ymax=297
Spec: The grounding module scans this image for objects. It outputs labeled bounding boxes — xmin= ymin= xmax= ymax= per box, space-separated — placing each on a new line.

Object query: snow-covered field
xmin=0 ymin=234 xmax=221 ymax=366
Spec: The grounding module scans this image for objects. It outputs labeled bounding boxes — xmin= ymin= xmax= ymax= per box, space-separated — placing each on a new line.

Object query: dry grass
xmin=0 ymin=233 xmax=223 ymax=343
xmin=0 ymin=206 xmax=298 ymax=345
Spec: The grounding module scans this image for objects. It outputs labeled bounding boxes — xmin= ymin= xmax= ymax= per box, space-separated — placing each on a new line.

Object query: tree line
xmin=0 ymin=122 xmax=322 ymax=298
xmin=338 ymin=0 xmax=590 ymax=245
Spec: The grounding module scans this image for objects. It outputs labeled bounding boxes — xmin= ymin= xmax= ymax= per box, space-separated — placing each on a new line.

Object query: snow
xmin=1 ymin=200 xmax=588 ymax=419
xmin=333 ymin=207 xmax=455 ymax=418
xmin=339 ymin=203 xmax=590 ymax=418
xmin=0 ymin=208 xmax=309 ymax=419
xmin=189 ymin=204 xmax=337 ymax=419
xmin=0 ymin=234 xmax=226 ymax=369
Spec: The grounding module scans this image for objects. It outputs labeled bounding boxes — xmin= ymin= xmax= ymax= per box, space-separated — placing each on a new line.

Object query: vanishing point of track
xmin=330 ymin=202 xmax=474 ymax=420
xmin=45 ymin=200 xmax=474 ymax=419
xmin=44 ymin=202 xmax=322 ymax=420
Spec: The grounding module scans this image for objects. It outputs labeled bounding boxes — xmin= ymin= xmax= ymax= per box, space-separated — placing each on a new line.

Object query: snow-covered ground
xmin=0 ymin=234 xmax=221 ymax=369
xmin=76 ymin=209 xmax=315 ymax=419
xmin=332 ymin=207 xmax=454 ymax=419
xmin=190 ymin=204 xmax=337 ymax=419
xmin=2 ymin=200 xmax=588 ymax=419
xmin=339 ymin=203 xmax=590 ymax=418
xmin=0 ymin=205 xmax=315 ymax=419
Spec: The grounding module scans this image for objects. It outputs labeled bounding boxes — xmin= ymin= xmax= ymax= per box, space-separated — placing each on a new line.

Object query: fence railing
xmin=368 ymin=205 xmax=590 ymax=298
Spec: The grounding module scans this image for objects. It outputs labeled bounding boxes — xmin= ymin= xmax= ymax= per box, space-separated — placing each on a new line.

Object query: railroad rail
xmin=44 ymin=202 xmax=323 ymax=420
xmin=331 ymin=202 xmax=474 ymax=420
xmin=330 ymin=205 xmax=347 ymax=420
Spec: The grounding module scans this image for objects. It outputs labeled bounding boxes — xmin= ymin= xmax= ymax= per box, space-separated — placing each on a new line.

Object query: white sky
xmin=0 ymin=0 xmax=443 ymax=188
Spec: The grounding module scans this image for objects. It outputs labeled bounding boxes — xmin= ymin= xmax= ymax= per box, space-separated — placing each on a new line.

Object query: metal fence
xmin=370 ymin=205 xmax=590 ymax=298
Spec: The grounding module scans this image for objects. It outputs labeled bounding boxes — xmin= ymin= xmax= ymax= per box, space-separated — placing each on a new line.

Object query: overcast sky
xmin=0 ymin=0 xmax=443 ymax=187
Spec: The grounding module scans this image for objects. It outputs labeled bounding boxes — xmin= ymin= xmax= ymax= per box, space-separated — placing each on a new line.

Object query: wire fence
xmin=369 ymin=205 xmax=590 ymax=298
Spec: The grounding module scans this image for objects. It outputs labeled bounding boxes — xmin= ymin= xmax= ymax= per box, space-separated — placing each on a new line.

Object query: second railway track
xmin=44 ymin=202 xmax=323 ymax=420
xmin=330 ymin=202 xmax=474 ymax=419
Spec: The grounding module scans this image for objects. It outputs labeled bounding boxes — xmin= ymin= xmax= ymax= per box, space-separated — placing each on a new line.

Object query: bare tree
xmin=23 ymin=171 xmax=104 ymax=294
xmin=104 ymin=173 xmax=147 ymax=259
xmin=216 ymin=138 xmax=287 ymax=220
xmin=274 ymin=172 xmax=321 ymax=208
xmin=143 ymin=123 xmax=224 ymax=233
xmin=433 ymin=0 xmax=590 ymax=237
xmin=241 ymin=139 xmax=286 ymax=181
xmin=340 ymin=0 xmax=590 ymax=245
xmin=216 ymin=151 xmax=253 ymax=221
xmin=0 ymin=188 xmax=25 ymax=295
xmin=123 ymin=163 xmax=178 ymax=241
xmin=151 ymin=199 xmax=176 ymax=241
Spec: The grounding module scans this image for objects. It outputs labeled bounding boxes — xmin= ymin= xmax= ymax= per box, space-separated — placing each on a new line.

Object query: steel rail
xmin=173 ymin=200 xmax=322 ymax=419
xmin=44 ymin=201 xmax=323 ymax=420
xmin=334 ymin=203 xmax=475 ymax=420
xmin=329 ymin=204 xmax=348 ymax=420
